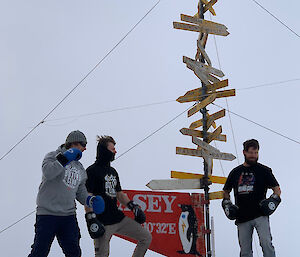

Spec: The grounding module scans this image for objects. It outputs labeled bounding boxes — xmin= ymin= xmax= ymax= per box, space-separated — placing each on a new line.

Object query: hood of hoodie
xmin=96 ymin=144 xmax=115 ymax=166
xmin=57 ymin=144 xmax=67 ymax=153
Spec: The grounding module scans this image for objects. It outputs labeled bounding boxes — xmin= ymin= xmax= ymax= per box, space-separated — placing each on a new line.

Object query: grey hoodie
xmin=36 ymin=145 xmax=89 ymax=216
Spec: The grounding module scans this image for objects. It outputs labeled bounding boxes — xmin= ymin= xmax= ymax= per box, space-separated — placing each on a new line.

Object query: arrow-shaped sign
xmin=176 ymin=146 xmax=236 ymax=161
xmin=171 ymin=171 xmax=226 ymax=184
xmin=183 ymin=56 xmax=224 ymax=78
xmin=146 ymin=179 xmax=205 ymax=190
xmin=192 ymin=136 xmax=221 ymax=154
xmin=180 ymin=128 xmax=227 ymax=142
xmin=175 ymin=14 xmax=229 ymax=36
xmin=188 ymin=93 xmax=217 ymax=117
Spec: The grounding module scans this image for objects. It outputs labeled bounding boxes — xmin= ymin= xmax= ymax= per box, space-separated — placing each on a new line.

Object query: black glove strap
xmin=56 ymin=153 xmax=69 ymax=167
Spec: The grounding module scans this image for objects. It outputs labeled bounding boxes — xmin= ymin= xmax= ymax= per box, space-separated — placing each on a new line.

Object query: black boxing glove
xmin=222 ymin=199 xmax=238 ymax=220
xmin=127 ymin=201 xmax=146 ymax=224
xmin=259 ymin=194 xmax=281 ymax=216
xmin=85 ymin=212 xmax=105 ymax=239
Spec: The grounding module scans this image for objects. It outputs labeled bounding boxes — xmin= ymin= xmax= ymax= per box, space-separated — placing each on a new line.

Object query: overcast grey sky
xmin=0 ymin=0 xmax=299 ymax=256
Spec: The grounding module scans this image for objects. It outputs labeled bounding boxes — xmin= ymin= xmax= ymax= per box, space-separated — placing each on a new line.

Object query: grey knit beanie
xmin=65 ymin=130 xmax=87 ymax=145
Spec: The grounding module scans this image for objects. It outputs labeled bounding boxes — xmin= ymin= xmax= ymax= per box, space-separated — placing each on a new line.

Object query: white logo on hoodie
xmin=63 ymin=164 xmax=81 ymax=189
xmin=105 ymin=174 xmax=117 ymax=197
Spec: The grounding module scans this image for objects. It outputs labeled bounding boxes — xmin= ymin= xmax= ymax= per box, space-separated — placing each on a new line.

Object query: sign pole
xmin=198 ymin=2 xmax=212 ymax=256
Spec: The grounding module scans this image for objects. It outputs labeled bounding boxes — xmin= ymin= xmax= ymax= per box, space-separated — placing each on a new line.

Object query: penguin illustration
xmin=177 ymin=204 xmax=201 ymax=256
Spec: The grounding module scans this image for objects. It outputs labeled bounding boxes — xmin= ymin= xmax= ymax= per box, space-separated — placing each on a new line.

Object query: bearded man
xmin=222 ymin=139 xmax=281 ymax=257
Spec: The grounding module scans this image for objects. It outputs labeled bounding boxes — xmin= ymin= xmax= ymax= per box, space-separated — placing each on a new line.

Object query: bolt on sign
xmin=117 ymin=190 xmax=206 ymax=257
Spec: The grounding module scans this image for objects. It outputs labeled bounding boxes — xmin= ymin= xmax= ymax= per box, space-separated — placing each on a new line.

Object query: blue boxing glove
xmin=86 ymin=196 xmax=105 ymax=214
xmin=56 ymin=148 xmax=82 ymax=167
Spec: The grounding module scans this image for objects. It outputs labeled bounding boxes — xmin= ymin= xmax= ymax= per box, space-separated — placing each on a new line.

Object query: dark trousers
xmin=28 ymin=215 xmax=81 ymax=257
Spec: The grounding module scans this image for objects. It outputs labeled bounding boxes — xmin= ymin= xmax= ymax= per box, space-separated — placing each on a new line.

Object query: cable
xmin=0 ymin=0 xmax=161 ymax=162
xmin=237 ymin=78 xmax=300 ymax=91
xmin=0 ymin=210 xmax=35 ymax=235
xmin=38 ymin=78 xmax=299 ymax=124
xmin=116 ymin=103 xmax=195 ymax=160
xmin=46 ymin=99 xmax=174 ymax=122
xmin=250 ymin=0 xmax=300 ymax=38
xmin=212 ymin=102 xmax=300 ymax=145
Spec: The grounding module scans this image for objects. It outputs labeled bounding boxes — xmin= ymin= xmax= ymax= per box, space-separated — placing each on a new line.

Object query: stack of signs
xmin=146 ymin=0 xmax=237 ymax=255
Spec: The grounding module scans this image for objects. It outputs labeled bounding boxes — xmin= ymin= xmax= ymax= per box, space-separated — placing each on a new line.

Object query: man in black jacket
xmin=85 ymin=135 xmax=152 ymax=257
xmin=222 ymin=139 xmax=281 ymax=257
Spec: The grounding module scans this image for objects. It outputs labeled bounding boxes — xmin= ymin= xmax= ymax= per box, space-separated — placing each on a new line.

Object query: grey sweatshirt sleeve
xmin=42 ymin=151 xmax=65 ymax=180
xmin=76 ymin=178 xmax=89 ymax=206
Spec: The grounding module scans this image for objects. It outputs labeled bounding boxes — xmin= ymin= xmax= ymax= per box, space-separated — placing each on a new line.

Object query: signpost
xmin=146 ymin=1 xmax=235 ymax=256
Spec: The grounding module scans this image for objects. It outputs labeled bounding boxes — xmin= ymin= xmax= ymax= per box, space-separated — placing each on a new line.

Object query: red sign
xmin=117 ymin=190 xmax=206 ymax=257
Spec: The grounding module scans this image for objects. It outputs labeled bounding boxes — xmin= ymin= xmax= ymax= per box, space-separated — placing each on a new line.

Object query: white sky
xmin=0 ymin=0 xmax=299 ymax=256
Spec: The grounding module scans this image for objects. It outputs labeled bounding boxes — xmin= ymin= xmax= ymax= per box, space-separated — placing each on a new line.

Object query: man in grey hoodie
xmin=28 ymin=130 xmax=105 ymax=257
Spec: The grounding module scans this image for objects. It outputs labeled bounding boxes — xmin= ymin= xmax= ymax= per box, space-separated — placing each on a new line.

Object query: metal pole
xmin=198 ymin=1 xmax=211 ymax=256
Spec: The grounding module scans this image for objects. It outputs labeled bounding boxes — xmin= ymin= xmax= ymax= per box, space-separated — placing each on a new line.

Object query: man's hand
xmin=127 ymin=201 xmax=146 ymax=224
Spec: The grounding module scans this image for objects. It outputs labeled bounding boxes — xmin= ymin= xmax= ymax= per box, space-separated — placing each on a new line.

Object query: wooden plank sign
xmin=173 ymin=15 xmax=229 ymax=36
xmin=177 ymin=89 xmax=235 ymax=103
xmin=207 ymin=109 xmax=226 ymax=128
xmin=176 ymin=146 xmax=236 ymax=161
xmin=180 ymin=128 xmax=227 ymax=142
xmin=147 ymin=179 xmax=204 ymax=190
xmin=209 ymin=191 xmax=224 ymax=200
xmin=207 ymin=126 xmax=222 ymax=143
xmin=189 ymin=114 xmax=217 ymax=129
xmin=176 ymin=80 xmax=229 ymax=103
xmin=188 ymin=93 xmax=216 ymax=117
xmin=192 ymin=136 xmax=220 ymax=155
xmin=171 ymin=171 xmax=227 ymax=184
xmin=183 ymin=56 xmax=224 ymax=78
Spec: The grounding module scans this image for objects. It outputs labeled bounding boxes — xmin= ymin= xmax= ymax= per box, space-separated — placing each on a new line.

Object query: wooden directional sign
xmin=192 ymin=136 xmax=220 ymax=154
xmin=147 ymin=179 xmax=205 ymax=190
xmin=177 ymin=89 xmax=235 ymax=103
xmin=207 ymin=109 xmax=226 ymax=128
xmin=207 ymin=126 xmax=222 ymax=143
xmin=183 ymin=56 xmax=224 ymax=78
xmin=186 ymin=63 xmax=211 ymax=85
xmin=209 ymin=191 xmax=224 ymax=200
xmin=171 ymin=171 xmax=226 ymax=184
xmin=188 ymin=93 xmax=216 ymax=117
xmin=176 ymin=80 xmax=228 ymax=103
xmin=180 ymin=128 xmax=227 ymax=142
xmin=176 ymin=146 xmax=236 ymax=161
xmin=189 ymin=115 xmax=217 ymax=130
xmin=173 ymin=15 xmax=229 ymax=36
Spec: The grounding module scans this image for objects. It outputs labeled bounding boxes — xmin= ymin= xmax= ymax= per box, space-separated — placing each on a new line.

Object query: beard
xmin=244 ymin=155 xmax=258 ymax=166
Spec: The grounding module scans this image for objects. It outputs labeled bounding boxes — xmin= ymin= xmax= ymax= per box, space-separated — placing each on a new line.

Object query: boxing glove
xmin=260 ymin=194 xmax=281 ymax=216
xmin=56 ymin=148 xmax=82 ymax=167
xmin=222 ymin=199 xmax=238 ymax=220
xmin=127 ymin=201 xmax=146 ymax=224
xmin=85 ymin=212 xmax=105 ymax=239
xmin=86 ymin=195 xmax=105 ymax=214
